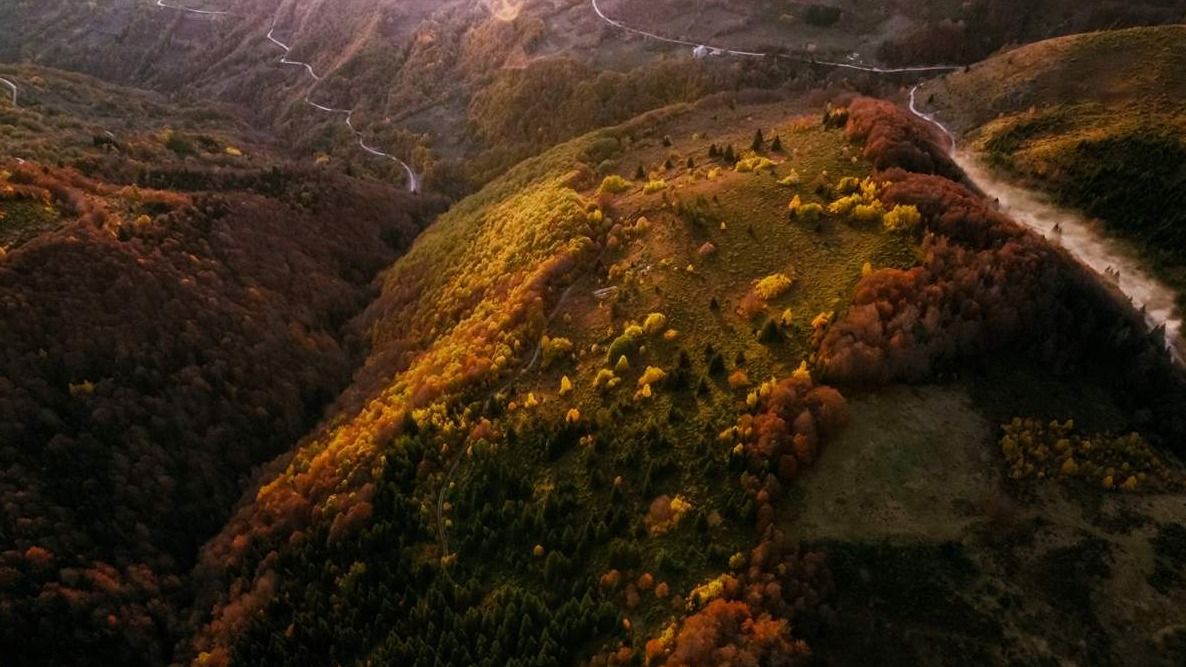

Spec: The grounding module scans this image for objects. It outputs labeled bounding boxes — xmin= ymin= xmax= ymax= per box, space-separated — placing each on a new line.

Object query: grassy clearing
xmin=791 ymin=351 xmax=1186 ymax=664
xmin=786 ymin=385 xmax=997 ymax=542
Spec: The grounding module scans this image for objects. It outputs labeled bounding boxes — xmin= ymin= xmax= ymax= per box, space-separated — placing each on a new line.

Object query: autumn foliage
xmin=0 ymin=162 xmax=434 ymax=666
xmin=662 ymin=599 xmax=806 ymax=667
xmin=724 ymin=373 xmax=849 ymax=534
xmin=642 ymin=540 xmax=831 ymax=667
xmin=820 ymin=98 xmax=1186 ymax=446
xmin=844 ymin=97 xmax=962 ymax=180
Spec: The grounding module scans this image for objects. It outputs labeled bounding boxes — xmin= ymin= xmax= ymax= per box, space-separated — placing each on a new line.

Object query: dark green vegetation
xmin=1027 ymin=127 xmax=1186 ymax=267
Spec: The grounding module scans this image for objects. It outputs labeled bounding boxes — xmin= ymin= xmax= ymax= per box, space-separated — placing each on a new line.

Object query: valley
xmin=3 ymin=2 xmax=1186 ymax=666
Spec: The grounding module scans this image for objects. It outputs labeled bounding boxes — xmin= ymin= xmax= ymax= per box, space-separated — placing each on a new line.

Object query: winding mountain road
xmin=592 ymin=0 xmax=1181 ymax=360
xmin=908 ymin=85 xmax=1184 ymax=365
xmin=264 ymin=26 xmax=420 ymax=192
xmin=148 ymin=2 xmax=421 ymax=192
xmin=0 ymin=77 xmax=16 ymax=107
xmin=155 ymin=0 xmax=227 ymax=16
xmin=590 ymin=0 xmax=962 ymax=73
xmin=908 ymin=85 xmax=955 ymax=150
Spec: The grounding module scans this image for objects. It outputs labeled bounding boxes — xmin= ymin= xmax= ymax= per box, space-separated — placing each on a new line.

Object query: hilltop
xmin=167 ymin=93 xmax=1186 ymax=666
xmin=919 ymin=26 xmax=1186 ymax=305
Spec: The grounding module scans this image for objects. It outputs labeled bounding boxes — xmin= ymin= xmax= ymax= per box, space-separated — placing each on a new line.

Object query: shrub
xmin=643 ymin=179 xmax=667 ymax=194
xmin=827 ymin=193 xmax=862 ymax=216
xmin=643 ymin=312 xmax=667 ymax=335
xmin=598 ymin=175 xmax=632 ymax=194
xmin=823 ymin=104 xmax=850 ymax=129
xmin=735 ymin=156 xmax=776 ymax=173
xmin=777 ymin=170 xmax=801 ymax=186
xmin=594 ymin=368 xmax=620 ymax=391
xmin=737 ymin=291 xmax=766 ymax=319
xmin=835 ymin=176 xmax=862 ymax=195
xmin=164 ymin=131 xmax=197 ymax=156
xmin=803 ymin=4 xmax=842 ymax=26
xmin=645 ymin=494 xmax=693 ymax=535
xmin=852 ymin=201 xmax=884 ymax=224
xmin=639 ymin=366 xmax=668 ymax=387
xmin=882 ymin=203 xmax=921 ymax=232
xmin=606 ymin=334 xmax=639 ymax=365
xmin=583 ymin=136 xmax=622 ymax=163
xmin=541 ymin=335 xmax=574 ymax=368
xmin=795 ymin=203 xmax=823 ymax=222
xmin=754 ymin=273 xmax=794 ymax=300
xmin=727 ymin=370 xmax=750 ymax=388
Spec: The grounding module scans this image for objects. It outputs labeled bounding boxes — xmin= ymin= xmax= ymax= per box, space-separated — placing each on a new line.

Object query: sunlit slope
xmin=183 ymin=98 xmax=918 ymax=665
xmin=186 ymin=92 xmax=1186 ymax=667
xmin=923 ymin=26 xmax=1186 ymax=296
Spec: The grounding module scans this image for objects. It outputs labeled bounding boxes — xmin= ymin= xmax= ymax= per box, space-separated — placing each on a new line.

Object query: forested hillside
xmin=0 ymin=80 xmax=443 ymax=664
xmin=175 ymin=94 xmax=1186 ymax=666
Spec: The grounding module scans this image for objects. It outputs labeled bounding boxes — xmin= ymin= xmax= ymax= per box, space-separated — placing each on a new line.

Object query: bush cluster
xmin=1000 ymin=418 xmax=1182 ymax=491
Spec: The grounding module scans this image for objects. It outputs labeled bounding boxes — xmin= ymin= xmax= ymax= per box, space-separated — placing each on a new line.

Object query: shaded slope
xmin=805 ymin=96 xmax=1186 ymax=666
xmin=0 ymin=151 xmax=440 ymax=665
